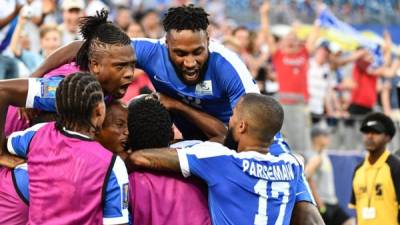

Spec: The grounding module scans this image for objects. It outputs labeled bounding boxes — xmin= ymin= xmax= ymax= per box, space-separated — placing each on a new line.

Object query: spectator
xmin=114 ymin=6 xmax=132 ymax=31
xmin=126 ymin=22 xmax=145 ymax=39
xmin=10 ymin=17 xmax=62 ymax=72
xmin=350 ymin=112 xmax=400 ymax=225
xmin=305 ymin=126 xmax=354 ymax=225
xmin=0 ymin=0 xmax=23 ymax=79
xmin=59 ymin=0 xmax=84 ymax=45
xmin=307 ymin=41 xmax=337 ymax=125
xmin=139 ymin=9 xmax=163 ymax=39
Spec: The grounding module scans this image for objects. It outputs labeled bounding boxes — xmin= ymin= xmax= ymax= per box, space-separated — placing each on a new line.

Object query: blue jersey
xmin=12 ymin=163 xmax=29 ymax=204
xmin=177 ymin=141 xmax=314 ymax=225
xmin=7 ymin=123 xmax=130 ymax=224
xmin=132 ymin=38 xmax=259 ymax=139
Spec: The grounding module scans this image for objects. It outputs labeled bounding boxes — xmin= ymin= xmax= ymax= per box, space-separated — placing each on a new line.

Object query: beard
xmin=224 ymin=128 xmax=239 ymax=151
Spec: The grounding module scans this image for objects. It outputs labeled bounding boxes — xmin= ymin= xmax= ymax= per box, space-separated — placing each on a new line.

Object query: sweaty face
xmin=97 ymin=104 xmax=128 ymax=154
xmin=167 ymin=29 xmax=209 ymax=85
xmin=92 ymin=45 xmax=136 ymax=99
xmin=362 ymin=131 xmax=388 ymax=153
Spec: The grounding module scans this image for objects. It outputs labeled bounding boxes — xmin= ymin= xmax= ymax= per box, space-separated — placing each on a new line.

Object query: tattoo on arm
xmin=128 ymin=148 xmax=181 ymax=173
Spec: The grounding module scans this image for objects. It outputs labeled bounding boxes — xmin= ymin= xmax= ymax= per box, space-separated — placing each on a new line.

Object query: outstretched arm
xmin=31 ymin=41 xmax=83 ymax=77
xmin=127 ymin=148 xmax=180 ymax=173
xmin=0 ymin=79 xmax=29 ymax=155
xmin=157 ymin=93 xmax=227 ymax=142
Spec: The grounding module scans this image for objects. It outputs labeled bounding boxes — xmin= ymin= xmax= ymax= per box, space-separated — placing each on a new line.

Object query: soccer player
xmin=30 ymin=5 xmax=259 ymax=140
xmin=126 ymin=95 xmax=213 ymax=225
xmin=127 ymin=93 xmax=314 ymax=225
xmin=5 ymin=72 xmax=129 ymax=225
xmin=0 ymin=164 xmax=28 ymax=225
xmin=0 ymin=9 xmax=135 ymax=155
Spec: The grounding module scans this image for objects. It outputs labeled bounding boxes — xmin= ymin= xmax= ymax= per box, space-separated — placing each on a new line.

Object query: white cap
xmin=270 ymin=24 xmax=292 ymax=38
xmin=61 ymin=0 xmax=84 ymax=10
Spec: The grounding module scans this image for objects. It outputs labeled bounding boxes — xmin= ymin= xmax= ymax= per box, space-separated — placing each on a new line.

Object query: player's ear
xmin=89 ymin=58 xmax=100 ymax=76
xmin=238 ymin=120 xmax=247 ymax=134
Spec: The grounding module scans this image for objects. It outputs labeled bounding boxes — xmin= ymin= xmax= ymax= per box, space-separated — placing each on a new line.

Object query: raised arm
xmin=0 ymin=3 xmax=23 ymax=29
xmin=30 ymin=41 xmax=83 ymax=77
xmin=305 ymin=21 xmax=320 ymax=54
xmin=10 ymin=16 xmax=26 ymax=57
xmin=259 ymin=1 xmax=277 ymax=55
xmin=158 ymin=93 xmax=227 ymax=141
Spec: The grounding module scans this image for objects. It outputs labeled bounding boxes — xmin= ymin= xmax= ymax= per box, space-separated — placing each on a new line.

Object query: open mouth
xmin=121 ymin=139 xmax=129 ymax=150
xmin=117 ymin=83 xmax=130 ymax=96
xmin=183 ymin=70 xmax=200 ymax=81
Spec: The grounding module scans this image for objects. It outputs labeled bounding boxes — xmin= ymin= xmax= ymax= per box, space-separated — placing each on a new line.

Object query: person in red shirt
xmin=259 ymin=2 xmax=320 ymax=151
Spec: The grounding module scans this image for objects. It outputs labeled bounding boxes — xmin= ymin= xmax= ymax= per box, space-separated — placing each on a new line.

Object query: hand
xmin=18 ymin=108 xmax=39 ymax=124
xmin=15 ymin=3 xmax=24 ymax=14
xmin=42 ymin=0 xmax=56 ymax=14
xmin=0 ymin=152 xmax=25 ymax=169
xmin=260 ymin=1 xmax=270 ymax=15
xmin=157 ymin=93 xmax=181 ymax=111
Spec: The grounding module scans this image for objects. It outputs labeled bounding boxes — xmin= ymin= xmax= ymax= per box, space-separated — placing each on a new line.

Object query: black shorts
xmin=321 ymin=203 xmax=350 ymax=225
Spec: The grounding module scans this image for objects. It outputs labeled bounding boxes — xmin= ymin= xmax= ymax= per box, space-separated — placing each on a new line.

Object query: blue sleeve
xmin=103 ymin=156 xmax=129 ymax=225
xmin=12 ymin=163 xmax=29 ymax=204
xmin=177 ymin=141 xmax=235 ymax=184
xmin=131 ymin=38 xmax=160 ymax=71
xmin=295 ymin=165 xmax=316 ymax=204
xmin=214 ymin=52 xmax=259 ymax=108
xmin=26 ymin=76 xmax=64 ymax=111
xmin=7 ymin=123 xmax=47 ymax=158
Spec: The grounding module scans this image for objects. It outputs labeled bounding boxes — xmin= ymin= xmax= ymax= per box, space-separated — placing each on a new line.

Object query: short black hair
xmin=360 ymin=112 xmax=396 ymax=139
xmin=76 ymin=9 xmax=131 ymax=71
xmin=55 ymin=72 xmax=104 ymax=131
xmin=127 ymin=96 xmax=172 ymax=150
xmin=162 ymin=4 xmax=209 ymax=32
xmin=239 ymin=94 xmax=284 ymax=143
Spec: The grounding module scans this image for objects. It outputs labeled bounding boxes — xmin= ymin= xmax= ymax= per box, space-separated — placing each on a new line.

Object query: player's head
xmin=163 ymin=4 xmax=210 ymax=86
xmin=360 ymin=112 xmax=395 ymax=153
xmin=224 ymin=93 xmax=284 ymax=152
xmin=127 ymin=95 xmax=173 ymax=150
xmin=56 ymin=72 xmax=106 ymax=133
xmin=76 ymin=9 xmax=135 ymax=99
xmin=96 ymin=100 xmax=128 ymax=155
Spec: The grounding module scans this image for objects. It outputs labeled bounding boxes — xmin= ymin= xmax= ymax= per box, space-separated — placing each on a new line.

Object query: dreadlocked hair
xmin=55 ymin=72 xmax=104 ymax=131
xmin=162 ymin=4 xmax=209 ymax=32
xmin=127 ymin=97 xmax=172 ymax=150
xmin=76 ymin=9 xmax=131 ymax=71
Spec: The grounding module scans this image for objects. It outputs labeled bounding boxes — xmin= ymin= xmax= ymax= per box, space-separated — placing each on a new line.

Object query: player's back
xmin=0 ymin=165 xmax=29 ymax=225
xmin=26 ymin=122 xmax=115 ymax=225
xmin=179 ymin=142 xmax=303 ymax=225
xmin=129 ymin=140 xmax=211 ymax=225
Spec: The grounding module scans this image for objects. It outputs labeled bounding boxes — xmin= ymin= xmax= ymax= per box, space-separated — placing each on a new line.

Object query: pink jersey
xmin=27 ymin=122 xmax=115 ymax=225
xmin=0 ymin=167 xmax=28 ymax=225
xmin=129 ymin=171 xmax=211 ymax=225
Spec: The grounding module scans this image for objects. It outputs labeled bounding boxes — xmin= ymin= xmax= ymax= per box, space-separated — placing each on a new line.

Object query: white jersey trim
xmin=109 ymin=156 xmax=129 ymax=222
xmin=26 ymin=78 xmax=41 ymax=108
xmin=7 ymin=122 xmax=47 ymax=156
xmin=177 ymin=149 xmax=191 ymax=178
xmin=103 ymin=216 xmax=129 ymax=225
xmin=208 ymin=41 xmax=260 ymax=94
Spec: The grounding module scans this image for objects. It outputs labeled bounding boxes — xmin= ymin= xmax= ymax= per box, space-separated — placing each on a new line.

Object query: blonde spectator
xmin=10 ymin=19 xmax=61 ymax=72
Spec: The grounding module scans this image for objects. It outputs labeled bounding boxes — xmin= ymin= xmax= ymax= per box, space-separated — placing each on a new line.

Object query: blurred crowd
xmin=1 ymin=0 xmax=400 ymax=151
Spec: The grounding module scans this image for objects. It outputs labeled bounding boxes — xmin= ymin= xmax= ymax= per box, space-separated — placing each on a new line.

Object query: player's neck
xmin=238 ymin=138 xmax=270 ymax=154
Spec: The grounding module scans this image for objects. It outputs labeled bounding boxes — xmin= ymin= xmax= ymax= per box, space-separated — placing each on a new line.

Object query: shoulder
xmin=131 ymin=37 xmax=164 ymax=48
xmin=181 ymin=141 xmax=235 ymax=158
xmin=209 ymin=41 xmax=243 ymax=68
xmin=386 ymin=154 xmax=400 ymax=173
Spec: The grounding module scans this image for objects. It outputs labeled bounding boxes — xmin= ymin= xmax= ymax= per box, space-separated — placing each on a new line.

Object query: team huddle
xmin=0 ymin=5 xmax=323 ymax=225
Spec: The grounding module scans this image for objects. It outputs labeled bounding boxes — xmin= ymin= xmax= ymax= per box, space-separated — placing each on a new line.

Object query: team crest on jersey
xmin=122 ymin=183 xmax=129 ymax=209
xmin=195 ymin=80 xmax=213 ymax=96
